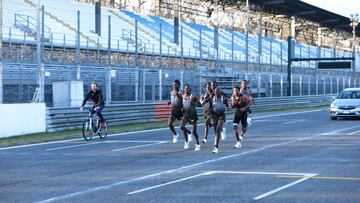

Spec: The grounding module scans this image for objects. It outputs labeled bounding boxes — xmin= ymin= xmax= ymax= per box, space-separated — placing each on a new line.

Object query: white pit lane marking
xmin=127 ymin=171 xmax=317 ymax=198
xmin=46 ymin=140 xmax=168 ymax=151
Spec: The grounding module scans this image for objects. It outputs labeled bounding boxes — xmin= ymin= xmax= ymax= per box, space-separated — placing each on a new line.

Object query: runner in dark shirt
xmin=200 ymin=82 xmax=213 ymax=144
xmin=231 ymin=86 xmax=251 ymax=149
xmin=180 ymin=84 xmax=201 ymax=151
xmin=210 ymin=80 xmax=229 ymax=142
xmin=168 ymin=80 xmax=185 ymax=144
xmin=240 ymin=79 xmax=254 ymax=139
xmin=211 ymin=87 xmax=229 ymax=154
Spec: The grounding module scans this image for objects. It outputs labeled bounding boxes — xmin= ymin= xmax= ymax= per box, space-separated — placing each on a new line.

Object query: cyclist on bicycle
xmin=80 ymin=82 xmax=106 ymax=127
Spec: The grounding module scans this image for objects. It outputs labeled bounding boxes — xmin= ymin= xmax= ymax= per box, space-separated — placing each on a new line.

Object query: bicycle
xmin=82 ymin=107 xmax=108 ymax=141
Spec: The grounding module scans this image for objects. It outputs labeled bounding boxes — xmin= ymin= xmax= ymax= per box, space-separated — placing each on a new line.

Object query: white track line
xmin=36 ymin=133 xmax=324 ymax=203
xmin=127 ymin=173 xmax=208 ymax=195
xmin=253 ymin=174 xmax=317 ymax=200
xmin=347 ymin=130 xmax=360 ymax=135
xmin=321 ymin=126 xmax=360 ymax=135
xmin=211 ymin=171 xmax=316 ymax=176
xmin=127 ymin=171 xmax=317 ymax=195
xmin=0 ymin=109 xmax=326 ymax=151
xmin=112 ymin=141 xmax=168 ymax=152
xmin=46 ymin=140 xmax=166 ymax=151
xmin=46 ymin=142 xmax=100 ymax=151
xmin=283 ymin=119 xmax=305 ymax=125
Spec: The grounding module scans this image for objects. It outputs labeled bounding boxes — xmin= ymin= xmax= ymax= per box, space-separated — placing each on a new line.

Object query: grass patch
xmin=0 ymin=104 xmax=329 ymax=148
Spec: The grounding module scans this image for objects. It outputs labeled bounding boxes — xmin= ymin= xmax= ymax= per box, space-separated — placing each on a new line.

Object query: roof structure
xmin=215 ymin=0 xmax=359 ymax=36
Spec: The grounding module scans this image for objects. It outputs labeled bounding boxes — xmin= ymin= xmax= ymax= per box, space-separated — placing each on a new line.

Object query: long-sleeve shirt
xmin=81 ymin=89 xmax=104 ymax=107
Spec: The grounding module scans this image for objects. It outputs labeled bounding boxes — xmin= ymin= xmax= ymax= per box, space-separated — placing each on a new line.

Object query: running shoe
xmin=184 ymin=141 xmax=190 ymax=150
xmin=172 ymin=133 xmax=179 ymax=143
xmin=212 ymin=147 xmax=218 ymax=154
xmin=234 ymin=142 xmax=242 ymax=149
xmin=194 ymin=144 xmax=201 ymax=151
xmin=202 ymin=138 xmax=207 ymax=144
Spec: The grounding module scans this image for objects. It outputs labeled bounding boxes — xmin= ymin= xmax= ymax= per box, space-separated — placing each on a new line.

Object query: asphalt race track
xmin=1 ymin=109 xmax=359 ymax=203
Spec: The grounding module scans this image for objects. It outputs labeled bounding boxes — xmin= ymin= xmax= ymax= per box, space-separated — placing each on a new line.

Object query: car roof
xmin=342 ymin=88 xmax=360 ymax=91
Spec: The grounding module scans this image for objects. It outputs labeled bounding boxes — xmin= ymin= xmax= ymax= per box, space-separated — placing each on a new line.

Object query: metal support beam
xmin=291 ymin=57 xmax=354 ymax=62
xmin=0 ymin=0 xmax=3 ymax=103
xmin=76 ymin=10 xmax=80 ymax=65
xmin=180 ymin=26 xmax=184 ymax=89
xmin=264 ymin=0 xmax=285 ymax=6
xmin=106 ymin=66 xmax=111 ymax=104
xmin=159 ymin=23 xmax=163 ymax=100
xmin=296 ymin=10 xmax=316 ymax=16
xmin=36 ymin=0 xmax=44 ymax=103
xmin=108 ymin=15 xmax=111 ymax=66
xmin=287 ymin=36 xmax=292 ymax=96
xmin=41 ymin=6 xmax=44 ymax=63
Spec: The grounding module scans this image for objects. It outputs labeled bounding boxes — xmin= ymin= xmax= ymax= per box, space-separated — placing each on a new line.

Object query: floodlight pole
xmin=36 ymin=0 xmax=44 ymax=103
xmin=287 ymin=36 xmax=292 ymax=96
xmin=245 ymin=0 xmax=249 ymax=73
xmin=350 ymin=14 xmax=358 ymax=87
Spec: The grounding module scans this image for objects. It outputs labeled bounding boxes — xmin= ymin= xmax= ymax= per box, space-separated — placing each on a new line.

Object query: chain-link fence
xmin=2 ymin=62 xmax=359 ymax=106
xmin=1 ymin=1 xmax=359 ymax=106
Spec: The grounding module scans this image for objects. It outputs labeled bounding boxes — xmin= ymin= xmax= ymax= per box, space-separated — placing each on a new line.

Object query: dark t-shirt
xmin=182 ymin=93 xmax=198 ymax=120
xmin=82 ymin=89 xmax=104 ymax=107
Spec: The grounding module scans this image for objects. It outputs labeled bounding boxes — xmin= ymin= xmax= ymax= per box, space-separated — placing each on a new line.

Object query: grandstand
xmin=1 ymin=0 xmax=359 ymax=106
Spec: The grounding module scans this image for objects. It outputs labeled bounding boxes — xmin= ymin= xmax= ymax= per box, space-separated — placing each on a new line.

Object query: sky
xmin=301 ymin=0 xmax=360 ymax=18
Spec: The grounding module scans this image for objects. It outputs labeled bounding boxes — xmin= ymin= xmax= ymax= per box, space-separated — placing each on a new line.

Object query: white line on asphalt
xmin=0 ymin=109 xmax=327 ymax=151
xmin=36 ymin=133 xmax=324 ymax=203
xmin=251 ymin=109 xmax=324 ymax=120
xmin=210 ymin=171 xmax=317 ymax=176
xmin=46 ymin=140 xmax=166 ymax=151
xmin=253 ymin=174 xmax=317 ymax=200
xmin=321 ymin=126 xmax=360 ymax=135
xmin=127 ymin=171 xmax=317 ymax=195
xmin=347 ymin=130 xmax=360 ymax=135
xmin=283 ymin=119 xmax=305 ymax=125
xmin=127 ymin=173 xmax=208 ymax=195
xmin=112 ymin=141 xmax=168 ymax=152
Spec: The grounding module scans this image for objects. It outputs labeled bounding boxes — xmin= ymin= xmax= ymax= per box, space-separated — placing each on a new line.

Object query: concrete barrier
xmin=0 ymin=103 xmax=46 ymax=138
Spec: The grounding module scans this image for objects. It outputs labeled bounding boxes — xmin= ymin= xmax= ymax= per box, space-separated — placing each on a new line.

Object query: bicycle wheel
xmin=99 ymin=121 xmax=108 ymax=139
xmin=82 ymin=120 xmax=93 ymax=141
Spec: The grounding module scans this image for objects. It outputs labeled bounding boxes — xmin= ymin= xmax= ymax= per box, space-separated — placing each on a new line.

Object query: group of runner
xmin=168 ymin=79 xmax=253 ymax=153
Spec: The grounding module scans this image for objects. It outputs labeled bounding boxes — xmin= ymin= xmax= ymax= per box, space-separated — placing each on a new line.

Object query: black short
xmin=212 ymin=112 xmax=226 ymax=123
xmin=170 ymin=109 xmax=183 ymax=121
xmin=183 ymin=114 xmax=198 ymax=125
xmin=233 ymin=113 xmax=247 ymax=128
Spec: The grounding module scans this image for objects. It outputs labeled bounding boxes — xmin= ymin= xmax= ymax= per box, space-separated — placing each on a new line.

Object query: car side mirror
xmin=331 ymin=96 xmax=336 ymax=101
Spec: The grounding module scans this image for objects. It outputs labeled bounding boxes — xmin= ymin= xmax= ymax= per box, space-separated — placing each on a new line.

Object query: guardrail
xmin=46 ymin=94 xmax=334 ymax=132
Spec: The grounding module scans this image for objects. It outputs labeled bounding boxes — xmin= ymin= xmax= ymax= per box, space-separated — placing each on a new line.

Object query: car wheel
xmin=330 ymin=116 xmax=337 ymax=120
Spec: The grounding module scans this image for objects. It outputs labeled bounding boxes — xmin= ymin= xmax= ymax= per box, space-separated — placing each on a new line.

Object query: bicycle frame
xmin=86 ymin=108 xmax=100 ymax=133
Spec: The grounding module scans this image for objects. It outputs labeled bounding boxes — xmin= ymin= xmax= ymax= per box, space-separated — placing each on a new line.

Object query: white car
xmin=330 ymin=88 xmax=360 ymax=120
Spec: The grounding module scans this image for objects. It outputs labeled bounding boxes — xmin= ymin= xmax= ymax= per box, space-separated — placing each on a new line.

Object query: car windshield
xmin=337 ymin=90 xmax=360 ymax=99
